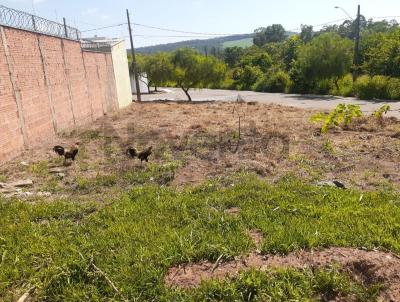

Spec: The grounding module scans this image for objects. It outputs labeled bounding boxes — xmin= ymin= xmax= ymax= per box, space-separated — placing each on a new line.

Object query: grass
xmin=176 ymin=268 xmax=382 ymax=302
xmin=0 ymin=174 xmax=399 ymax=301
xmin=222 ymin=38 xmax=254 ymax=48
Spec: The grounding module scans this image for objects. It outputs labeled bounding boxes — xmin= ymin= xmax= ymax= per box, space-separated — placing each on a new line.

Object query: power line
xmin=81 ymin=23 xmax=127 ymax=32
xmin=288 ymin=17 xmax=352 ymax=32
xmin=79 ymin=15 xmax=400 ymax=37
xmin=133 ymin=22 xmax=233 ymax=36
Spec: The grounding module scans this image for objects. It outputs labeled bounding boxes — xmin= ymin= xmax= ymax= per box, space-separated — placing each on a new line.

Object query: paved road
xmin=139 ymin=88 xmax=400 ymax=118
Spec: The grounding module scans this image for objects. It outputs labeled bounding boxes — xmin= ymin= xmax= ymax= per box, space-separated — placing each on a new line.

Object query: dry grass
xmin=0 ymin=100 xmax=399 ymax=197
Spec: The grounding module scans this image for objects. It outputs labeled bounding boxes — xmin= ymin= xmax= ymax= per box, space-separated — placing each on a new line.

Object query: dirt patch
xmin=224 ymin=207 xmax=241 ymax=216
xmin=247 ymin=229 xmax=263 ymax=249
xmin=165 ymin=247 xmax=400 ymax=301
xmin=0 ymin=101 xmax=399 ymax=197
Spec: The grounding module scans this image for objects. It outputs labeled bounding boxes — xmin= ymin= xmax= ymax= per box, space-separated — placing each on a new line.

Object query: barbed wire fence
xmin=0 ymin=5 xmax=81 ymax=40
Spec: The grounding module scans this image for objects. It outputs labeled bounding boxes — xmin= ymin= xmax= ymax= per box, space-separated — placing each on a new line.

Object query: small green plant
xmin=311 ymin=104 xmax=363 ymax=133
xmin=322 ymin=140 xmax=335 ymax=154
xmin=29 ymin=161 xmax=49 ymax=176
xmin=373 ymin=105 xmax=390 ymax=119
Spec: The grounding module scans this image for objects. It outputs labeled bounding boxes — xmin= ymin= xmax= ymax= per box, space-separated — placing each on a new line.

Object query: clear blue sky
xmin=2 ymin=0 xmax=400 ymax=47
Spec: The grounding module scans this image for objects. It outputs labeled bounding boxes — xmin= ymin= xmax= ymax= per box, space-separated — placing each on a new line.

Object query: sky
xmin=1 ymin=0 xmax=400 ymax=48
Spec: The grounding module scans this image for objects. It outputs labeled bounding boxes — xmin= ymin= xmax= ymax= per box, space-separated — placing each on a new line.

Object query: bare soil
xmin=166 ymin=226 xmax=400 ymax=301
xmin=0 ymin=100 xmax=399 ymax=195
xmin=165 ymin=247 xmax=400 ymax=301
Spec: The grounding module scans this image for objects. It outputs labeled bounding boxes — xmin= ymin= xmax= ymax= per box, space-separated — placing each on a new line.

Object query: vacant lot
xmin=1 ymin=101 xmax=400 ymax=301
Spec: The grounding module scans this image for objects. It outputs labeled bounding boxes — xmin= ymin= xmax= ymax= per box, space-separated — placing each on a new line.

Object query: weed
xmin=373 ymin=104 xmax=390 ymax=119
xmin=322 ymin=139 xmax=335 ymax=154
xmin=311 ymin=104 xmax=363 ymax=133
xmin=29 ymin=161 xmax=49 ymax=176
xmin=81 ymin=129 xmax=101 ymax=141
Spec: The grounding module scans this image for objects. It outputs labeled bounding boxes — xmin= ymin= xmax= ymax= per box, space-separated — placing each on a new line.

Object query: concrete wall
xmin=0 ymin=26 xmax=118 ymax=164
xmin=111 ymin=40 xmax=132 ymax=108
xmin=130 ymin=73 xmax=149 ymax=94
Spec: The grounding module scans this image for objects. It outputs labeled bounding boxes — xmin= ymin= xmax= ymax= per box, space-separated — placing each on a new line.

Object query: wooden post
xmin=126 ymin=9 xmax=141 ymax=102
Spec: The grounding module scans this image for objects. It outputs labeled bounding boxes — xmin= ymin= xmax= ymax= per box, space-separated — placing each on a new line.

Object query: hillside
xmin=136 ymin=34 xmax=254 ymax=54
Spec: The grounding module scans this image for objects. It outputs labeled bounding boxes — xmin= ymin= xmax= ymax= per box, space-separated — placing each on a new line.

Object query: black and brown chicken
xmin=126 ymin=147 xmax=138 ymax=158
xmin=53 ymin=142 xmax=80 ymax=165
xmin=138 ymin=146 xmax=153 ymax=162
xmin=126 ymin=146 xmax=153 ymax=162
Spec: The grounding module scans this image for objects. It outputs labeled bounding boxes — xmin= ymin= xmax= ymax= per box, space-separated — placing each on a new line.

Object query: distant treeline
xmin=134 ymin=34 xmax=253 ymax=54
xmin=132 ymin=19 xmax=400 ymax=101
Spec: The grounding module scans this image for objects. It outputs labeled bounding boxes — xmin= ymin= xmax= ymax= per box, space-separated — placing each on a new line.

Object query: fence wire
xmin=0 ymin=5 xmax=81 ymax=40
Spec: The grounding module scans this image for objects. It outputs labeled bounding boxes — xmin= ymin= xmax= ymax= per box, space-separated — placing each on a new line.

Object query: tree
xmin=142 ymin=53 xmax=173 ymax=92
xmin=233 ymin=65 xmax=263 ymax=90
xmin=171 ymin=48 xmax=226 ymax=101
xmin=360 ymin=28 xmax=400 ymax=77
xmin=300 ymin=25 xmax=314 ymax=43
xmin=253 ymin=24 xmax=286 ymax=47
xmin=282 ymin=35 xmax=302 ymax=70
xmin=223 ymin=46 xmax=244 ymax=68
xmin=292 ymin=33 xmax=353 ymax=90
xmin=239 ymin=48 xmax=272 ymax=73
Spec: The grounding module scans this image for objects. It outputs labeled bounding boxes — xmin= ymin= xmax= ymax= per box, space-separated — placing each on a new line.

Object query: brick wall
xmin=0 ymin=26 xmax=119 ymax=164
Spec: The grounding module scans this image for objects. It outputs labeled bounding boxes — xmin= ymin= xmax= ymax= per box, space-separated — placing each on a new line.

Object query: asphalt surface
xmin=138 ymin=88 xmax=400 ymax=118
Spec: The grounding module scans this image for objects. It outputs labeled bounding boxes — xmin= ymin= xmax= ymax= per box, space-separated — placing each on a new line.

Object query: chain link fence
xmin=0 ymin=5 xmax=81 ymax=40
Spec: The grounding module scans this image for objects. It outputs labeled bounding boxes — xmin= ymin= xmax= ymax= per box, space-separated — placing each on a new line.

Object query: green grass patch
xmin=172 ymin=268 xmax=381 ymax=302
xmin=222 ymin=38 xmax=254 ymax=48
xmin=0 ymin=174 xmax=399 ymax=300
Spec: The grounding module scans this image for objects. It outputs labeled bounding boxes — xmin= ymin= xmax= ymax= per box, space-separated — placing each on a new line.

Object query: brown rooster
xmin=53 ymin=142 xmax=79 ymax=165
xmin=138 ymin=146 xmax=153 ymax=162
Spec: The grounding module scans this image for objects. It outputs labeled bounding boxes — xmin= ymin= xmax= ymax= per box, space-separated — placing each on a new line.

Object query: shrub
xmin=314 ymin=78 xmax=334 ymax=95
xmin=354 ymin=75 xmax=390 ymax=100
xmin=235 ymin=65 xmax=264 ymax=90
xmin=387 ymin=78 xmax=400 ymax=100
xmin=267 ymin=70 xmax=292 ymax=92
xmin=311 ymin=104 xmax=363 ymax=133
xmin=373 ymin=104 xmax=391 ymax=119
xmin=332 ymin=74 xmax=354 ymax=97
xmin=253 ymin=70 xmax=291 ymax=93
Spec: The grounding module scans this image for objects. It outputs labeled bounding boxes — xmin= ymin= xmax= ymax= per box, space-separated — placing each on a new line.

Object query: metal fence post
xmin=31 ymin=15 xmax=36 ymax=31
xmin=63 ymin=17 xmax=68 ymax=38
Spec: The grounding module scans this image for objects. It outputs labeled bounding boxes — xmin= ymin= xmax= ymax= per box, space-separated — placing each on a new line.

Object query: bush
xmin=354 ymin=75 xmax=390 ymax=100
xmin=332 ymin=74 xmax=354 ymax=97
xmin=387 ymin=78 xmax=400 ymax=100
xmin=234 ymin=65 xmax=263 ymax=90
xmin=253 ymin=70 xmax=291 ymax=93
xmin=313 ymin=79 xmax=334 ymax=95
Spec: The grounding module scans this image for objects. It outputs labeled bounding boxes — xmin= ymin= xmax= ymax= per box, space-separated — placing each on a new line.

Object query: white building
xmin=130 ymin=72 xmax=149 ymax=94
xmin=82 ymin=37 xmax=133 ymax=108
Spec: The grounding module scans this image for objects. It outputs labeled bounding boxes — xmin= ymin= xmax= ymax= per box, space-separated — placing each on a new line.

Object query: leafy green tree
xmin=360 ymin=28 xmax=400 ymax=77
xmin=253 ymin=24 xmax=286 ymax=47
xmin=300 ymin=25 xmax=314 ymax=43
xmin=239 ymin=48 xmax=272 ymax=73
xmin=139 ymin=53 xmax=173 ymax=93
xmin=282 ymin=35 xmax=302 ymax=70
xmin=233 ymin=65 xmax=263 ymax=90
xmin=171 ymin=48 xmax=226 ymax=101
xmin=292 ymin=33 xmax=353 ymax=91
xmin=223 ymin=47 xmax=244 ymax=68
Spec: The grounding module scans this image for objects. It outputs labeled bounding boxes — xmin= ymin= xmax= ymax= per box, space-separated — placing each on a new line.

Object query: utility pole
xmin=353 ymin=4 xmax=361 ymax=80
xmin=126 ymin=9 xmax=141 ymax=102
